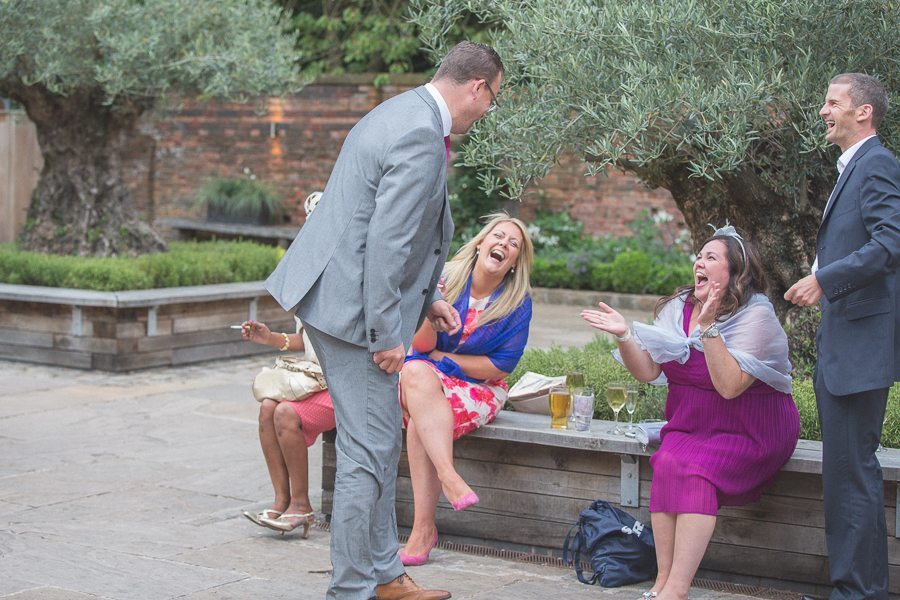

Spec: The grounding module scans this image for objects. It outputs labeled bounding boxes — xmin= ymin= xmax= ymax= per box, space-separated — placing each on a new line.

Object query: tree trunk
xmin=11 ymin=85 xmax=165 ymax=257
xmin=638 ymin=163 xmax=825 ymax=318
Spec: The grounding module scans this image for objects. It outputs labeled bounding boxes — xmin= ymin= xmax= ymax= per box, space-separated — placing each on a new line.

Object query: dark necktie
xmin=444 ymin=136 xmax=451 ymax=164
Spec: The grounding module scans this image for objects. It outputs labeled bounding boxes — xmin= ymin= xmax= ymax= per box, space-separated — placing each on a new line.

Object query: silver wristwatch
xmin=700 ymin=323 xmax=720 ymax=339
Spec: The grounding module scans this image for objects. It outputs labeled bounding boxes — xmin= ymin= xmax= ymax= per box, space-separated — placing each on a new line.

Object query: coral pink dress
xmin=648 ymin=300 xmax=800 ymax=515
xmin=286 ymin=390 xmax=336 ymax=447
xmin=405 ymin=297 xmax=509 ymax=440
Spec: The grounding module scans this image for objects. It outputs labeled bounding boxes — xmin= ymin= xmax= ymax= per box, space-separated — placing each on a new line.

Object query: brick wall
xmin=124 ymin=74 xmax=684 ymax=236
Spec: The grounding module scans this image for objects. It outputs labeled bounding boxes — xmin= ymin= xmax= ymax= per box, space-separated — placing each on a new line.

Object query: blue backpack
xmin=562 ymin=500 xmax=658 ymax=587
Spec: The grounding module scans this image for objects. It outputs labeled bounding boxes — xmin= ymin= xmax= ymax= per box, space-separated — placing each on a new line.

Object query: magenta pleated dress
xmin=648 ymin=300 xmax=800 ymax=515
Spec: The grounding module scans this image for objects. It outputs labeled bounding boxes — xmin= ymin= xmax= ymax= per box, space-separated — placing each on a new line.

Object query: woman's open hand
xmin=580 ymin=302 xmax=628 ymax=337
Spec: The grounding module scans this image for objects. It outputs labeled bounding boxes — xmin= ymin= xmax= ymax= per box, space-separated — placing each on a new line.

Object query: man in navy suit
xmin=786 ymin=73 xmax=900 ymax=599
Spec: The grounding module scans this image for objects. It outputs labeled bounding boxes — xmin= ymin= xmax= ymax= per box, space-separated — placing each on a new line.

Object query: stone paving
xmin=0 ymin=302 xmax=777 ymax=600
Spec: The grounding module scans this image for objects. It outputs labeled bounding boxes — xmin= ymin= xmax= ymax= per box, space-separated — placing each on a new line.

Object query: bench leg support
xmin=147 ymin=306 xmax=158 ymax=337
xmin=620 ymin=454 xmax=640 ymax=508
xmin=71 ymin=306 xmax=83 ymax=336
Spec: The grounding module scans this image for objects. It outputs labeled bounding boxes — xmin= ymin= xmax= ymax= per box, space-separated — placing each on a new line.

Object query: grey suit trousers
xmin=815 ymin=367 xmax=890 ymax=600
xmin=304 ymin=322 xmax=405 ymax=599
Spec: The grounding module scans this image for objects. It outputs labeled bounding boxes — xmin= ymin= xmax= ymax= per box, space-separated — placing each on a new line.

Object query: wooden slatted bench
xmin=154 ymin=217 xmax=299 ymax=248
xmin=321 ymin=410 xmax=900 ymax=596
xmin=0 ymin=282 xmax=294 ymax=370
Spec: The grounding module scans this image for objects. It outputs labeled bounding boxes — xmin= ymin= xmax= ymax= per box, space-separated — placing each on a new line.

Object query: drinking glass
xmin=572 ymin=390 xmax=594 ymax=432
xmin=606 ymin=381 xmax=627 ymax=434
xmin=624 ymin=383 xmax=639 ymax=437
xmin=549 ymin=385 xmax=571 ymax=429
xmin=566 ymin=372 xmax=585 ymax=425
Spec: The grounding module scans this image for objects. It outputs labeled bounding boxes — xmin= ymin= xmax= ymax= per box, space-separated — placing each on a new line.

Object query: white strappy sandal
xmin=260 ymin=511 xmax=316 ymax=538
xmin=242 ymin=508 xmax=282 ymax=528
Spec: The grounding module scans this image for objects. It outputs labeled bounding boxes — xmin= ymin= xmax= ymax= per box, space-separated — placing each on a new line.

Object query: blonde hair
xmin=441 ymin=212 xmax=533 ymax=325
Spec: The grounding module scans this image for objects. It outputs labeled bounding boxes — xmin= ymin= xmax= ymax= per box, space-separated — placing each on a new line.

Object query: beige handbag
xmin=251 ymin=325 xmax=327 ymax=402
xmin=251 ymin=356 xmax=327 ymax=402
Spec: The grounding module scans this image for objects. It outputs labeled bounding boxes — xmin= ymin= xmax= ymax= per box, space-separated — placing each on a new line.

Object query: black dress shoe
xmin=800 ymin=595 xmax=823 ymax=600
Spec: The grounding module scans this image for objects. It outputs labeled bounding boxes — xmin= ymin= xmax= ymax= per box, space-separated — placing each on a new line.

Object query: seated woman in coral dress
xmin=239 ymin=319 xmax=335 ymax=538
xmin=398 ymin=212 xmax=534 ymax=566
xmin=581 ymin=225 xmax=799 ymax=600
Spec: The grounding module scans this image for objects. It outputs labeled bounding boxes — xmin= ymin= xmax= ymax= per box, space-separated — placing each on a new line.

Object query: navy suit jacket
xmin=815 ymin=136 xmax=900 ymax=396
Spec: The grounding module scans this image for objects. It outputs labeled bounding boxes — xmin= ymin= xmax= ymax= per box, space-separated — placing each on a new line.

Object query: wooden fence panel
xmin=0 ymin=110 xmax=42 ymax=243
xmin=0 ymin=111 xmax=44 ymax=242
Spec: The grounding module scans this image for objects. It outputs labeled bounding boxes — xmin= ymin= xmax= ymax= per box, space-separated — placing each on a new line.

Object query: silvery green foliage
xmin=410 ymin=0 xmax=898 ymax=204
xmin=0 ymin=0 xmax=301 ymax=107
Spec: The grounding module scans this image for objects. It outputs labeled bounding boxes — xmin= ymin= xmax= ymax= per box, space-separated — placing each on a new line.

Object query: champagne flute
xmin=606 ymin=381 xmax=627 ymax=435
xmin=566 ymin=371 xmax=585 ymax=393
xmin=624 ymin=383 xmax=639 ymax=437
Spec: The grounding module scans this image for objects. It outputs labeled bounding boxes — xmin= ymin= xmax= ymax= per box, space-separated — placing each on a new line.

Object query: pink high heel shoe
xmin=399 ymin=529 xmax=438 ymax=566
xmin=450 ymin=491 xmax=479 ymax=512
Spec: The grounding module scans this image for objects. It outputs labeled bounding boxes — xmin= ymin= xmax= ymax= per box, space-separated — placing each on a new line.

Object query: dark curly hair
xmin=655 ymin=232 xmax=767 ymax=321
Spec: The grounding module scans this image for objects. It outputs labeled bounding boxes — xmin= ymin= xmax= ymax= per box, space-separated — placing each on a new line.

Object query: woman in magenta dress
xmin=398 ymin=212 xmax=534 ymax=566
xmin=582 ymin=225 xmax=799 ymax=600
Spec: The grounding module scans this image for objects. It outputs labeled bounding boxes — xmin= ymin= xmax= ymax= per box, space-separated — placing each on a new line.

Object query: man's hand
xmin=784 ymin=274 xmax=824 ymax=307
xmin=373 ymin=344 xmax=405 ymax=374
xmin=427 ymin=300 xmax=462 ymax=335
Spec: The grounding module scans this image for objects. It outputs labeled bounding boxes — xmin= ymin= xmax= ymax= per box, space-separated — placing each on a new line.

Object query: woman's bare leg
xmin=656 ymin=514 xmax=716 ymax=600
xmin=273 ymin=402 xmax=314 ymax=517
xmin=400 ymin=418 xmax=441 ymax=556
xmin=650 ymin=512 xmax=676 ymax=594
xmin=258 ymin=399 xmax=290 ymax=512
xmin=399 ymin=361 xmax=472 ymax=505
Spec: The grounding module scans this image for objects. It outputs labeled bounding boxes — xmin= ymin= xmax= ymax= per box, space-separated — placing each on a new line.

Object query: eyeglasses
xmin=484 ymin=80 xmax=500 ymax=113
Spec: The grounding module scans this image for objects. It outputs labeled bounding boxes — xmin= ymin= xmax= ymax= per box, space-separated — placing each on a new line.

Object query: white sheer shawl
xmin=614 ymin=293 xmax=792 ymax=394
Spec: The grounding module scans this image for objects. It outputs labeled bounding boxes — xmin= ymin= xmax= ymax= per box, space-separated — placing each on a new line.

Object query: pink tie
xmin=444 ymin=136 xmax=451 ymax=163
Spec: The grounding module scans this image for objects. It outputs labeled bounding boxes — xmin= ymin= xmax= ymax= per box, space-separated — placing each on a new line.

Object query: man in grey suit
xmin=786 ymin=73 xmax=900 ymax=600
xmin=266 ymin=41 xmax=503 ymax=600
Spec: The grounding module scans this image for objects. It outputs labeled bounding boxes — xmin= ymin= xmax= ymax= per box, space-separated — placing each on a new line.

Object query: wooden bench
xmin=154 ymin=217 xmax=299 ymax=248
xmin=321 ymin=410 xmax=900 ymax=596
xmin=0 ymin=282 xmax=294 ymax=370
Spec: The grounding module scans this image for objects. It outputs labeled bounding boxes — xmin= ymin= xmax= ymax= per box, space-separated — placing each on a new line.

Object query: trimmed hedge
xmin=532 ymin=251 xmax=694 ymax=295
xmin=527 ymin=210 xmax=694 ymax=294
xmin=508 ymin=336 xmax=900 ymax=448
xmin=0 ymin=241 xmax=281 ymax=291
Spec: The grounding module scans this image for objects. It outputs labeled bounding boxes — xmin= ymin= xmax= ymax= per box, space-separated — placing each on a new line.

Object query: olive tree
xmin=412 ymin=0 xmax=899 ymax=311
xmin=0 ymin=0 xmax=301 ymax=256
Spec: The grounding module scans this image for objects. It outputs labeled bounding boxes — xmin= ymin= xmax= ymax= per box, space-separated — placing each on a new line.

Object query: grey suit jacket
xmin=815 ymin=136 xmax=900 ymax=396
xmin=265 ymin=87 xmax=454 ymax=352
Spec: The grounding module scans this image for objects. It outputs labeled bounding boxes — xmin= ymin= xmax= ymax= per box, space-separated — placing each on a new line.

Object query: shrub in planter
xmin=609 ymin=251 xmax=654 ymax=294
xmin=197 ymin=170 xmax=284 ymax=225
xmin=588 ymin=262 xmax=614 ymax=292
xmin=649 ymin=262 xmax=694 ymax=295
xmin=0 ymin=241 xmax=281 ymax=291
xmin=533 ymin=256 xmax=580 ymax=289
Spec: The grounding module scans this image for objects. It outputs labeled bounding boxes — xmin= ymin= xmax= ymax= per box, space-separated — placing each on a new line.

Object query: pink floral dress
xmin=406 ymin=296 xmax=509 ymax=440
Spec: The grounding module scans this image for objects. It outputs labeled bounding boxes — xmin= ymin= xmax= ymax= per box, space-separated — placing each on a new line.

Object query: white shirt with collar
xmin=425 ymin=82 xmax=452 ymax=137
xmin=812 ymin=134 xmax=877 ymax=273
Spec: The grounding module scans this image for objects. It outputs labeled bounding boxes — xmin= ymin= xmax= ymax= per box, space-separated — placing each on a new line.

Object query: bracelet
xmin=279 ymin=332 xmax=290 ymax=352
xmin=616 ymin=329 xmax=632 ymax=343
